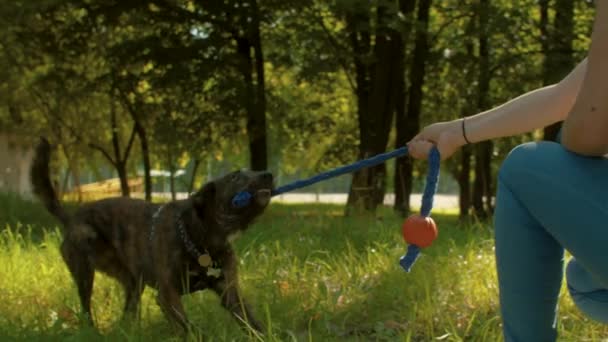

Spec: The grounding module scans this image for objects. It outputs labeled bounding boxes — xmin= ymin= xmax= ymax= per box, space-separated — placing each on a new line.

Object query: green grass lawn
xmin=0 ymin=194 xmax=606 ymax=341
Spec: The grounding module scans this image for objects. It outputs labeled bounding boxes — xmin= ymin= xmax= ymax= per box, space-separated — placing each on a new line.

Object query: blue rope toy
xmin=231 ymin=146 xmax=441 ymax=272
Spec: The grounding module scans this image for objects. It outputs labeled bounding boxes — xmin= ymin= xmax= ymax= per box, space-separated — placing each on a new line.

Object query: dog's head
xmin=192 ymin=170 xmax=273 ymax=232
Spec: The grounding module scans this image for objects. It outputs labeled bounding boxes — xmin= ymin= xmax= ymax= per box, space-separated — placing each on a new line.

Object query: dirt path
xmin=271 ymin=193 xmax=459 ymax=210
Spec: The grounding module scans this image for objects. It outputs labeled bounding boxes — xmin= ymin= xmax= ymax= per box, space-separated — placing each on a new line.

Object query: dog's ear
xmin=192 ymin=181 xmax=216 ymax=214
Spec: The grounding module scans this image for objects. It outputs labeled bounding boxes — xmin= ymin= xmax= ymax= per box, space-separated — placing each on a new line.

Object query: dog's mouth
xmin=255 ymin=189 xmax=272 ymax=206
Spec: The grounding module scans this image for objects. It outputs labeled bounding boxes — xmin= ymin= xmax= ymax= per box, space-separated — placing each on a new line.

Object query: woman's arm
xmin=463 ymin=59 xmax=586 ymax=144
xmin=562 ymin=1 xmax=608 ymax=156
xmin=407 ymin=59 xmax=587 ymax=160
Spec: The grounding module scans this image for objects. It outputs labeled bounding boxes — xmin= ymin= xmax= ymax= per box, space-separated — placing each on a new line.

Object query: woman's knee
xmin=566 ymin=259 xmax=608 ymax=323
xmin=498 ymin=141 xmax=563 ymax=182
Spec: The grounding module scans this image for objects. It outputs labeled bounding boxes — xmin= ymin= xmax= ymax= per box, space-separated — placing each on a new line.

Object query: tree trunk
xmin=395 ymin=0 xmax=432 ymax=216
xmin=169 ymin=172 xmax=176 ymax=201
xmin=345 ymin=3 xmax=403 ymax=215
xmin=237 ymin=0 xmax=268 ymax=172
xmin=393 ymin=0 xmax=417 ymax=217
xmin=547 ymin=0 xmax=575 ymax=79
xmin=188 ymin=159 xmax=201 ymax=194
xmin=344 ymin=9 xmax=372 ymax=215
xmin=71 ymin=162 xmax=82 ymax=202
xmin=539 ymin=0 xmax=549 ymax=56
xmin=135 ymin=121 xmax=152 ymax=201
xmin=62 ymin=145 xmax=83 ymax=202
xmin=116 ymin=161 xmax=130 ymax=197
xmin=166 ymin=148 xmax=176 ymax=201
xmin=458 ymin=17 xmax=477 ymax=221
xmin=60 ymin=167 xmax=70 ymax=199
xmin=120 ymin=91 xmax=152 ymax=201
xmin=130 ymin=111 xmax=150 ymax=201
xmin=458 ymin=144 xmax=472 ymax=222
xmin=69 ymin=157 xmax=82 ymax=202
xmin=250 ymin=0 xmax=268 ymax=171
xmin=109 ymin=99 xmax=130 ymax=197
xmin=472 ymin=142 xmax=493 ymax=217
xmin=107 ymin=95 xmax=136 ymax=198
xmin=542 ymin=0 xmax=575 ymax=141
xmin=472 ymin=0 xmax=493 ymax=219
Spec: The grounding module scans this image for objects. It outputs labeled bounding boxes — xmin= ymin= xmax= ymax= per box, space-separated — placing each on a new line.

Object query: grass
xmin=0 ymin=193 xmax=606 ymax=341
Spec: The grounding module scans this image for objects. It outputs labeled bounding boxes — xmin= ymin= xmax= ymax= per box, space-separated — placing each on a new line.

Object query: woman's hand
xmin=407 ymin=119 xmax=468 ymax=160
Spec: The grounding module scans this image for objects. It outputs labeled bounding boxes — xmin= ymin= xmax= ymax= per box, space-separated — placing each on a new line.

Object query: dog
xmin=30 ymin=137 xmax=273 ymax=334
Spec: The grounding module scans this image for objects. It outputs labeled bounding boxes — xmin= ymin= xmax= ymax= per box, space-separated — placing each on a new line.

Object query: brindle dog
xmin=30 ymin=138 xmax=272 ymax=333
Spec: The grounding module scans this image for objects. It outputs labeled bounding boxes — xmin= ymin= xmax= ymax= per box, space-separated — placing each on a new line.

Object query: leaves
xmin=0 ymin=0 xmax=595 ymax=198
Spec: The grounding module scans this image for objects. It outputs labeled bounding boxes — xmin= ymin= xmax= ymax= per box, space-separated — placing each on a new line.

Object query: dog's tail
xmin=30 ymin=137 xmax=70 ymax=227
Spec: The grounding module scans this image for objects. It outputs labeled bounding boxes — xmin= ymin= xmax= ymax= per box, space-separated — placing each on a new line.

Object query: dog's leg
xmin=212 ymin=254 xmax=263 ymax=333
xmin=213 ymin=278 xmax=263 ymax=333
xmin=118 ymin=272 xmax=144 ymax=319
xmin=157 ymin=281 xmax=190 ymax=332
xmin=60 ymin=240 xmax=95 ymax=324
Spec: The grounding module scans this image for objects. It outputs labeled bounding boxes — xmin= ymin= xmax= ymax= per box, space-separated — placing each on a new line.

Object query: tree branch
xmin=312 ymin=8 xmax=356 ymax=91
xmin=429 ymin=12 xmax=474 ymax=45
xmin=121 ymin=123 xmax=137 ymax=163
xmin=88 ymin=143 xmax=117 ymax=166
xmin=155 ymin=0 xmax=237 ymax=35
xmin=109 ymin=95 xmax=122 ymax=162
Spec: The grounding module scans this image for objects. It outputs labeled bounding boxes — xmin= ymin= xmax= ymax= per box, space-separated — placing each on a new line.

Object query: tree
xmin=90 ymin=94 xmax=138 ymax=197
xmin=541 ymin=0 xmax=575 ymax=141
xmin=234 ymin=0 xmax=269 ymax=171
xmin=394 ymin=0 xmax=431 ymax=217
xmin=472 ymin=0 xmax=493 ymax=219
xmin=335 ymin=0 xmax=412 ymax=215
xmin=1 ymin=0 xmax=597 ymax=219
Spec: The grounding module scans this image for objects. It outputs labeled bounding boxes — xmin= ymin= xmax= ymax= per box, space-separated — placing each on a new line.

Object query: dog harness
xmin=149 ymin=204 xmax=222 ymax=278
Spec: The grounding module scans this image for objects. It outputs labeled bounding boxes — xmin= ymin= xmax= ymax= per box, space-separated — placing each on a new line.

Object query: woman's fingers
xmin=409 ymin=124 xmax=441 ymax=145
xmin=407 ymin=140 xmax=434 ymax=159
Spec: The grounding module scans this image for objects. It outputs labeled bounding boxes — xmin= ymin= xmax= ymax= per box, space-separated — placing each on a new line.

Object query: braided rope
xmin=400 ymin=147 xmax=440 ymax=272
xmin=420 ymin=147 xmax=441 ymax=218
xmin=232 ymin=147 xmax=411 ymax=208
xmin=231 ymin=145 xmax=441 ymax=273
xmin=272 ymin=147 xmax=410 ymax=197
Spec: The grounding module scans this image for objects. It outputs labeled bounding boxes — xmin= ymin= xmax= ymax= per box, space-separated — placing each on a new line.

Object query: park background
xmin=1 ymin=0 xmax=606 ymax=341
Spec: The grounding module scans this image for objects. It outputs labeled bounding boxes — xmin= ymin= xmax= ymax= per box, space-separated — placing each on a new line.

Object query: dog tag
xmin=198 ymin=254 xmax=212 ymax=267
xmin=207 ymin=267 xmax=222 ymax=278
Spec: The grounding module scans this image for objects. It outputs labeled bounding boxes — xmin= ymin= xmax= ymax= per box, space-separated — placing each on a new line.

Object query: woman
xmin=407 ymin=2 xmax=608 ymax=341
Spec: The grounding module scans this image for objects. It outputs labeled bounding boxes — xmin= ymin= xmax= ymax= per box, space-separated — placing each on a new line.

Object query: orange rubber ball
xmin=402 ymin=214 xmax=438 ymax=248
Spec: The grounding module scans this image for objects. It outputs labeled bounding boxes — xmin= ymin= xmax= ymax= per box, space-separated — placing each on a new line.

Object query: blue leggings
xmin=495 ymin=141 xmax=608 ymax=341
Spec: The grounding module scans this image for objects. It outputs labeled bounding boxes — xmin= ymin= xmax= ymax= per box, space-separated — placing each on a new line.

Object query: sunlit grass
xmin=0 ymin=194 xmax=606 ymax=341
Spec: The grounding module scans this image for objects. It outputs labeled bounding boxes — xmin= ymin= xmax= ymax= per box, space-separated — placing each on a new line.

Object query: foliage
xmin=0 ymin=0 xmax=598 ymax=208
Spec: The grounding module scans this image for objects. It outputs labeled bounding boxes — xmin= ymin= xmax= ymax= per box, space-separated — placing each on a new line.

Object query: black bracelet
xmin=462 ymin=118 xmax=472 ymax=144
